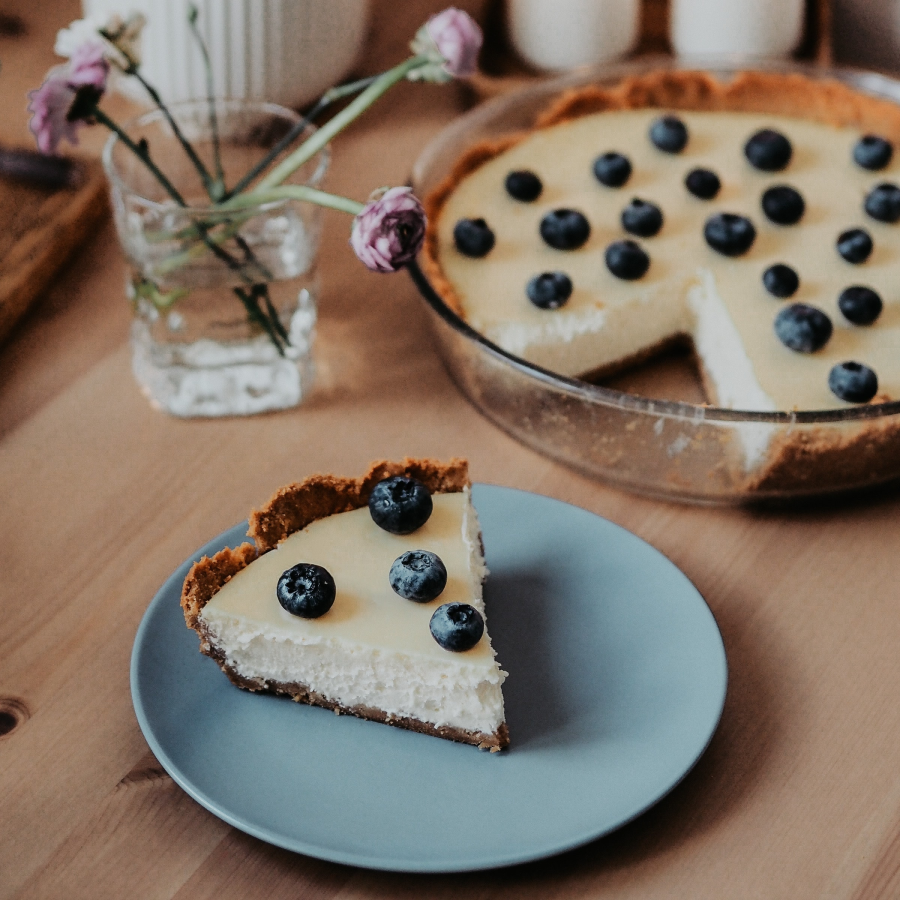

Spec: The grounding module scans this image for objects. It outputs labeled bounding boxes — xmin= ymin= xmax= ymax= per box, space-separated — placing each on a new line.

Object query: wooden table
xmin=2 ymin=2 xmax=900 ymax=898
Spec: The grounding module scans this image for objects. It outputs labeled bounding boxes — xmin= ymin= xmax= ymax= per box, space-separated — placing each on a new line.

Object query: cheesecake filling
xmin=200 ymin=490 xmax=507 ymax=735
xmin=435 ymin=108 xmax=900 ymax=415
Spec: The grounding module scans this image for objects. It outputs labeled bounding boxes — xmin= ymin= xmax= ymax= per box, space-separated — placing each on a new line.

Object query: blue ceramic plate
xmin=131 ymin=484 xmax=727 ymax=872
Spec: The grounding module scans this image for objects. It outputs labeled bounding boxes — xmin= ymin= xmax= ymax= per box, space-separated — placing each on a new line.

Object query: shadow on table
xmin=493 ymin=576 xmax=788 ymax=884
xmin=484 ymin=565 xmax=571 ymax=747
xmin=229 ymin=572 xmax=790 ymax=897
xmin=358 ymin=575 xmax=787 ymax=895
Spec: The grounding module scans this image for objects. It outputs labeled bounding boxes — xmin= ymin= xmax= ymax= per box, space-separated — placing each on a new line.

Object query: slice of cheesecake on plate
xmin=181 ymin=458 xmax=509 ymax=751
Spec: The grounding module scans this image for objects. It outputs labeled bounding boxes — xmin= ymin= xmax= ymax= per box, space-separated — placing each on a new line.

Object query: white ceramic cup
xmin=670 ymin=0 xmax=805 ymax=59
xmin=83 ymin=0 xmax=370 ymax=107
xmin=506 ymin=0 xmax=640 ymax=72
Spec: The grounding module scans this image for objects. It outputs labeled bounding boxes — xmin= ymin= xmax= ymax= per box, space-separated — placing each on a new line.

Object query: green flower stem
xmin=155 ymin=186 xmax=365 ymax=275
xmin=98 ymin=105 xmax=286 ymax=351
xmin=93 ymin=107 xmax=187 ymax=207
xmin=131 ymin=67 xmax=218 ymax=199
xmin=234 ymin=286 xmax=285 ymax=354
xmin=256 ymin=55 xmax=430 ymax=192
xmin=187 ymin=7 xmax=225 ymax=197
xmin=221 ymin=185 xmax=365 ymax=216
xmin=220 ymin=73 xmax=380 ymax=201
xmin=234 ymin=233 xmax=274 ymax=284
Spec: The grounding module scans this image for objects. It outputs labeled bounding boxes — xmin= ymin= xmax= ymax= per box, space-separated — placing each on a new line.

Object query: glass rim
xmin=101 ymin=97 xmax=330 ymax=215
xmin=409 ymin=57 xmax=900 ymax=426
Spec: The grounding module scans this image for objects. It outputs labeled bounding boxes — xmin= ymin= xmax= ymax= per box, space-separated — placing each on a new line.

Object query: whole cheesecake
xmin=421 ymin=71 xmax=900 ymax=474
xmin=181 ymin=458 xmax=509 ymax=751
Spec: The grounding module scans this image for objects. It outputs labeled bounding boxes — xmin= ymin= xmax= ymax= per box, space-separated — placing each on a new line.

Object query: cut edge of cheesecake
xmin=180 ymin=457 xmax=510 ymax=752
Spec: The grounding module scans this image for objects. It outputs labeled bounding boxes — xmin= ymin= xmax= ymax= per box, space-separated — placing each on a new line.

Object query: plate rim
xmin=130 ymin=483 xmax=728 ymax=872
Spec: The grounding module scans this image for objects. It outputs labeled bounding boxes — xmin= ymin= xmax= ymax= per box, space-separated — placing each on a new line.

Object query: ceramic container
xmin=671 ymin=0 xmax=805 ymax=59
xmin=506 ymin=0 xmax=640 ymax=72
xmin=83 ymin=0 xmax=370 ymax=107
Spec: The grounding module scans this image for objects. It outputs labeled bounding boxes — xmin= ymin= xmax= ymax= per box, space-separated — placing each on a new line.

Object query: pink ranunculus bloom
xmin=426 ymin=8 xmax=483 ymax=78
xmin=67 ymin=39 xmax=110 ymax=91
xmin=27 ymin=67 xmax=81 ymax=155
xmin=28 ymin=42 xmax=109 ymax=156
xmin=350 ymin=187 xmax=427 ymax=273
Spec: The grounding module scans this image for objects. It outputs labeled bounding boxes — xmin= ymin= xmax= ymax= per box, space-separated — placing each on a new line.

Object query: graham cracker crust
xmin=181 ymin=458 xmax=510 ymax=751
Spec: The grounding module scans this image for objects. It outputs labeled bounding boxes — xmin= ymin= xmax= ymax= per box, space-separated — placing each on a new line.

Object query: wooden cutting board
xmin=0 ymin=155 xmax=109 ymax=346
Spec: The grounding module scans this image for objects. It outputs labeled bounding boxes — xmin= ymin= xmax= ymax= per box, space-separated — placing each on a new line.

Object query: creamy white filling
xmin=199 ymin=490 xmax=506 ymax=735
xmin=485 ymin=276 xmax=692 ymax=377
xmin=687 ymin=268 xmax=776 ymax=468
xmin=489 ymin=265 xmax=775 ymax=467
xmin=437 ymin=108 xmax=900 ymax=417
xmin=198 ymin=622 xmax=505 ymax=733
xmin=687 ymin=268 xmax=776 ymax=413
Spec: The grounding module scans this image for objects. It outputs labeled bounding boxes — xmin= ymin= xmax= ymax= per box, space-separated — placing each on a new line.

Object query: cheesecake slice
xmin=181 ymin=458 xmax=509 ymax=751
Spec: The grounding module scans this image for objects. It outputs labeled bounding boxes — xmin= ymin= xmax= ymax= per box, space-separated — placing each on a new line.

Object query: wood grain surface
xmin=2 ymin=2 xmax=900 ymax=899
xmin=0 ymin=157 xmax=108 ymax=347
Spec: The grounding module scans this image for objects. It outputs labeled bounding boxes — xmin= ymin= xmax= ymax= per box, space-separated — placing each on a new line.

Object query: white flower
xmin=55 ymin=12 xmax=145 ymax=70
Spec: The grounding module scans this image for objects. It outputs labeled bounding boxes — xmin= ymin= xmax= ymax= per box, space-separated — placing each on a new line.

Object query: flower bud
xmin=68 ymin=40 xmax=110 ymax=91
xmin=410 ymin=7 xmax=483 ymax=82
xmin=350 ymin=187 xmax=427 ymax=273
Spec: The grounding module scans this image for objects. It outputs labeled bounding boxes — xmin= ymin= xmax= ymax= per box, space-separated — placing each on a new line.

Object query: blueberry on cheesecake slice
xmin=181 ymin=458 xmax=509 ymax=751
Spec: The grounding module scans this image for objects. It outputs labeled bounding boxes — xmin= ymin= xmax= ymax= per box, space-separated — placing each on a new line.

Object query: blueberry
xmin=704 ymin=213 xmax=757 ymax=256
xmin=854 ymin=135 xmax=893 ymax=171
xmin=277 ymin=563 xmax=336 ymax=619
xmin=685 ymin=168 xmax=721 ymax=200
xmin=526 ymin=271 xmax=573 ymax=309
xmin=836 ymin=228 xmax=873 ymax=264
xmin=389 ymin=550 xmax=447 ymax=603
xmin=864 ymin=183 xmax=900 ymax=223
xmin=429 ymin=603 xmax=484 ymax=652
xmin=593 ymin=152 xmax=632 ymax=187
xmin=368 ymin=476 xmax=433 ymax=534
xmin=649 ymin=115 xmax=688 ymax=153
xmin=604 ymin=240 xmax=650 ymax=280
xmin=540 ymin=209 xmax=590 ymax=250
xmin=761 ymin=185 xmax=805 ymax=225
xmin=828 ymin=361 xmax=879 ymax=403
xmin=744 ymin=129 xmax=793 ymax=171
xmin=505 ymin=170 xmax=542 ymax=202
xmin=763 ymin=263 xmax=799 ymax=298
xmin=621 ymin=198 xmax=664 ymax=237
xmin=774 ymin=303 xmax=833 ymax=353
xmin=453 ymin=218 xmax=495 ymax=257
xmin=838 ymin=285 xmax=883 ymax=325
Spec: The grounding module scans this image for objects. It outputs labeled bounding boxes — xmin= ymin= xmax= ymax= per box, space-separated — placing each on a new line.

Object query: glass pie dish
xmin=408 ymin=58 xmax=900 ymax=504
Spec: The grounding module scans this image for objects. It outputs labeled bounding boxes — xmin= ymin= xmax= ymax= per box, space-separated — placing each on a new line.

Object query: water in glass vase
xmin=103 ymin=99 xmax=329 ymax=417
xmin=129 ymin=268 xmax=317 ymax=418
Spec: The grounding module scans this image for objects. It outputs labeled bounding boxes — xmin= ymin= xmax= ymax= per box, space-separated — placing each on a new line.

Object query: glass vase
xmin=103 ymin=100 xmax=328 ymax=417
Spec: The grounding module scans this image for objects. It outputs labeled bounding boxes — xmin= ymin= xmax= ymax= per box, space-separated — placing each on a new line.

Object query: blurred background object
xmin=473 ymin=0 xmax=832 ymax=98
xmin=506 ymin=0 xmax=640 ymax=71
xmin=832 ymin=0 xmax=900 ymax=71
xmin=670 ymin=0 xmax=806 ymax=59
xmin=83 ymin=0 xmax=370 ymax=107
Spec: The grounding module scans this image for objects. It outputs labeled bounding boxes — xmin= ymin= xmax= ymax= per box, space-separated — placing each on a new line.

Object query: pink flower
xmin=350 ymin=187 xmax=427 ymax=273
xmin=68 ymin=40 xmax=110 ymax=90
xmin=425 ymin=8 xmax=482 ymax=78
xmin=28 ymin=67 xmax=80 ymax=155
xmin=28 ymin=44 xmax=108 ymax=155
